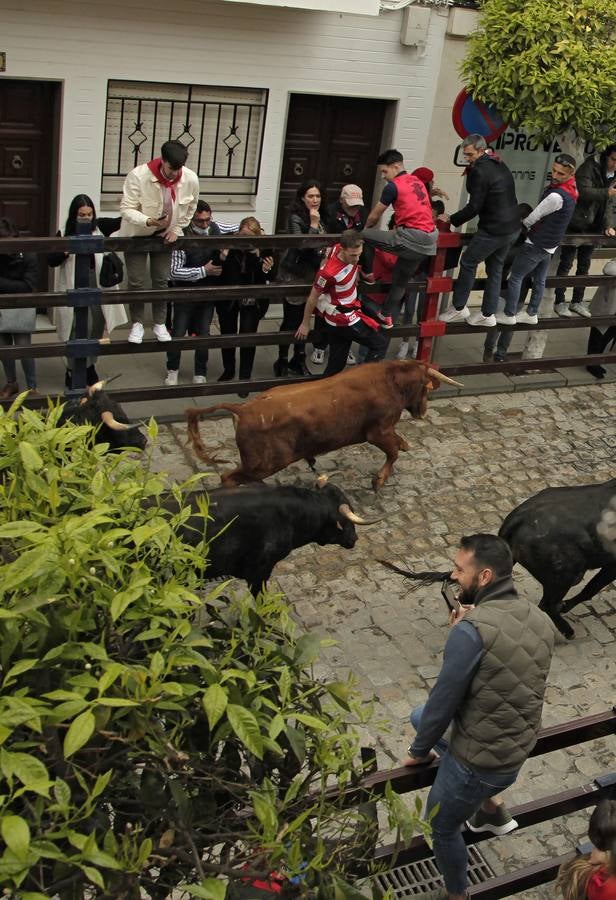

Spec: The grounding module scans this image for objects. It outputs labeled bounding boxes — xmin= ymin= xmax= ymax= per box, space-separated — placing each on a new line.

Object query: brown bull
xmin=186 ymin=360 xmax=461 ymax=490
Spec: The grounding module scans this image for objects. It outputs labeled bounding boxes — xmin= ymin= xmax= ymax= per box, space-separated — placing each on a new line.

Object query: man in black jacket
xmin=439 ymin=134 xmax=520 ymax=328
xmin=0 ymin=217 xmax=39 ymax=398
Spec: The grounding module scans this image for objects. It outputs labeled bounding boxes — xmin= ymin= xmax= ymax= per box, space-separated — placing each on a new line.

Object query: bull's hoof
xmin=372 ymin=475 xmax=384 ymax=492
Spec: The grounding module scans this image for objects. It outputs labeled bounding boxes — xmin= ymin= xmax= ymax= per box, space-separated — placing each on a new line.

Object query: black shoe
xmin=65 ymin=368 xmax=73 ymax=390
xmin=217 ymin=369 xmax=236 ymax=382
xmin=467 ymin=805 xmax=518 ymax=835
xmin=586 ymin=365 xmax=606 ymax=380
xmin=273 ymin=359 xmax=288 ymax=377
xmin=288 ymin=358 xmax=310 ymax=376
xmin=238 ymin=390 xmax=249 ymax=399
xmin=482 ymin=349 xmax=493 ymax=363
xmin=86 ymin=365 xmax=99 ymax=386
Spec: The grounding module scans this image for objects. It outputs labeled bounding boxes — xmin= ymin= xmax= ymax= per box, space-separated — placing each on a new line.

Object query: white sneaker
xmin=554 ymin=303 xmax=572 ymax=318
xmin=192 ymin=375 xmax=207 ymax=384
xmin=439 ymin=306 xmax=470 ymax=323
xmin=310 ymin=348 xmax=326 ymax=365
xmin=346 ymin=351 xmax=356 ymax=366
xmin=516 ymin=310 xmax=539 ymax=325
xmin=128 ymin=322 xmax=144 ymax=344
xmin=570 ymin=302 xmax=592 ymax=318
xmin=468 ymin=312 xmax=497 ymax=327
xmin=495 ymin=313 xmax=517 ymax=326
xmin=153 ymin=323 xmax=172 ymax=342
xmin=396 ymin=340 xmax=409 ymax=360
xmin=164 ymin=370 xmax=178 ymax=386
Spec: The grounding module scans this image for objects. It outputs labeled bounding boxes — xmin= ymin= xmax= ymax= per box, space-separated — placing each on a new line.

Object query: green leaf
xmin=5 ymin=752 xmax=51 ymax=796
xmin=80 ymin=864 xmax=105 ymax=889
xmin=19 ymin=441 xmax=43 ymax=470
xmin=2 ymin=658 xmax=38 ymax=686
xmin=97 ymin=661 xmax=125 ymax=694
xmin=285 ymin=725 xmax=306 ymax=765
xmin=202 ymin=683 xmax=228 ymax=730
xmin=91 ymin=769 xmax=113 ymax=799
xmin=53 ymin=778 xmax=71 ymax=809
xmin=63 ymin=709 xmax=95 ymax=758
xmin=1 ymin=815 xmax=31 ymax=859
xmin=181 ymin=880 xmax=227 ymax=900
xmin=0 ymin=521 xmax=43 ymax=539
xmin=294 ymin=632 xmax=323 ymax=666
xmin=226 ymin=704 xmax=263 ymax=759
xmin=293 ymin=713 xmax=328 ymax=731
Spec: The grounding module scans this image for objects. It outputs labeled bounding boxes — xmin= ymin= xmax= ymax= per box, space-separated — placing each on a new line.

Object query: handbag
xmin=99 ymin=251 xmax=124 ymax=288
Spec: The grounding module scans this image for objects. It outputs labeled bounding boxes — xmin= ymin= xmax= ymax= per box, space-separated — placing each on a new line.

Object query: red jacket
xmin=588 ymin=869 xmax=616 ymax=899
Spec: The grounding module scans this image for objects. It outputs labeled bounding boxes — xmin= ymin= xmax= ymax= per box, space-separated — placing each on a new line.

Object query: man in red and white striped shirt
xmin=295 ymin=230 xmax=388 ymax=376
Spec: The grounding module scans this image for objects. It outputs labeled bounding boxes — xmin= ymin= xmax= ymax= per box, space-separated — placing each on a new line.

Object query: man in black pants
xmin=295 ymin=230 xmax=387 ymax=377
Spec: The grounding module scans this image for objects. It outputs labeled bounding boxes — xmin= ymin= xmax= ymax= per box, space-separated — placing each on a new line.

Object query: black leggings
xmin=216 ymin=299 xmax=268 ymax=380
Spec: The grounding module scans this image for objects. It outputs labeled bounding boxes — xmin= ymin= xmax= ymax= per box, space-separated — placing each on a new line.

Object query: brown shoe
xmin=0 ymin=382 xmax=19 ymax=400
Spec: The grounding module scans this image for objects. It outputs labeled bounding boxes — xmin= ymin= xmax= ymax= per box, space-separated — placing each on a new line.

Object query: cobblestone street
xmin=152 ymin=380 xmax=616 ymax=898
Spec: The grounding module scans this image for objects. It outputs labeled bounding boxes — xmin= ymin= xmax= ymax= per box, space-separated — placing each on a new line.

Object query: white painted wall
xmin=222 ymin=0 xmax=380 ymax=15
xmin=0 ymin=0 xmax=448 ymax=231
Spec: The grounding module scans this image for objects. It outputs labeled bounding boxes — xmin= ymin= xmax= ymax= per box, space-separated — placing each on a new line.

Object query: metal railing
xmin=0 ymin=230 xmax=615 ymax=409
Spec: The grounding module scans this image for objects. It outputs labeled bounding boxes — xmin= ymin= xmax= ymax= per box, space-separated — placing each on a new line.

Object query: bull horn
xmin=100 ymin=410 xmax=131 ymax=431
xmin=316 ymin=474 xmax=329 ymax=488
xmin=338 ymin=503 xmax=381 ymax=526
xmin=427 ymin=367 xmax=464 ymax=388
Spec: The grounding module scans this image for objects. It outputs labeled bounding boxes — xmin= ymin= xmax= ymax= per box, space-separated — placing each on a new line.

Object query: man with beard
xmin=403 ymin=534 xmax=555 ymax=900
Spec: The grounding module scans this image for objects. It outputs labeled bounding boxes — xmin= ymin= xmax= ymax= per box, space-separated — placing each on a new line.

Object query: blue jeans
xmin=504 ymin=243 xmax=551 ymax=316
xmin=453 ymin=229 xmax=519 ymax=316
xmin=166 ymin=301 xmax=215 ymax=376
xmin=410 ymin=704 xmax=519 ymax=894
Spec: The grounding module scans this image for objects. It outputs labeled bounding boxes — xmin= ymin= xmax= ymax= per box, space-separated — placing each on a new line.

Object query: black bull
xmin=159 ymin=478 xmax=377 ymax=595
xmin=58 ymin=387 xmax=146 ymax=451
xmin=380 ymin=479 xmax=616 ymax=641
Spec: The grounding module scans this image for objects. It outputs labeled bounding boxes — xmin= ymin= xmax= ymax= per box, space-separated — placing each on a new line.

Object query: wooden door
xmin=276 ymin=94 xmax=387 ymax=232
xmin=0 ymin=79 xmax=59 ymax=237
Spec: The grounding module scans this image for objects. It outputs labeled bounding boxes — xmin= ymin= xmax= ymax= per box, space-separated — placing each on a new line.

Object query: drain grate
xmin=372 ymin=845 xmax=495 ymax=896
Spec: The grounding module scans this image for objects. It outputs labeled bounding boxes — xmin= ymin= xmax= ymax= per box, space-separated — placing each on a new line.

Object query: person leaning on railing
xmin=215 ymin=216 xmax=275 ymax=397
xmin=0 ymin=216 xmax=39 ymax=399
xmin=48 ymin=194 xmax=127 ymax=388
xmin=118 ymin=139 xmax=199 ymax=345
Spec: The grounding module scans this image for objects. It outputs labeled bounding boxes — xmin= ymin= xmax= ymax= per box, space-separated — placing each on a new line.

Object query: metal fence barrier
xmin=0 ymin=230 xmax=615 ymax=409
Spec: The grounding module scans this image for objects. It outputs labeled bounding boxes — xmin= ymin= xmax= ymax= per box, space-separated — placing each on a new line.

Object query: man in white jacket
xmin=119 ymin=140 xmax=199 ymax=343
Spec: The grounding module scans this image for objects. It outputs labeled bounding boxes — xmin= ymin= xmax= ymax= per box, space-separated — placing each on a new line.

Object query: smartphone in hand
xmin=441 ymin=581 xmax=461 ymax=615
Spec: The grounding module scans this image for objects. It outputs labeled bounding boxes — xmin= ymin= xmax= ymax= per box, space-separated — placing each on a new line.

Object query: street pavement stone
xmin=148 ymin=382 xmax=616 ymax=898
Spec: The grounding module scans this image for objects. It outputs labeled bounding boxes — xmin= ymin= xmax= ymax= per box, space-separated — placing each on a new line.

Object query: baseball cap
xmin=411 ymin=166 xmax=435 ymax=185
xmin=340 ymin=184 xmax=364 ymax=206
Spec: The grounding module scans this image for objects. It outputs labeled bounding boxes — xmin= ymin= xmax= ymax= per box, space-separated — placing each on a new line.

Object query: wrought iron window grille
xmin=101 ymin=81 xmax=268 ymax=201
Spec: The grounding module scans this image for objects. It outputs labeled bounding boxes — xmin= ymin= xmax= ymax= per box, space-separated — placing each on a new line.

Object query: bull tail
xmin=185 ymin=404 xmax=240 ymax=464
xmin=377 ymin=559 xmax=450 ymax=590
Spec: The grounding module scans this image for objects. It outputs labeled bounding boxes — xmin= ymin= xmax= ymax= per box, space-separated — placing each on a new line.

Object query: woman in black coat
xmin=216 ymin=216 xmax=274 ymax=396
xmin=0 ymin=217 xmax=39 ymax=398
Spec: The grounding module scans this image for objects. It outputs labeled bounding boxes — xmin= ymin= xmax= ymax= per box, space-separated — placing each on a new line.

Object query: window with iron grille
xmin=100 ymin=80 xmax=268 ymax=208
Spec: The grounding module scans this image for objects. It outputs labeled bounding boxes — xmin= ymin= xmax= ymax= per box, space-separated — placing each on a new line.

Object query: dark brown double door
xmin=276 ymin=93 xmax=388 ymax=232
xmin=0 ymin=79 xmax=59 ymax=238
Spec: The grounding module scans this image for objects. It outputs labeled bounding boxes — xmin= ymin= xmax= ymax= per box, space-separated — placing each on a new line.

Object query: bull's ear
xmin=336 ymin=521 xmax=343 ymax=530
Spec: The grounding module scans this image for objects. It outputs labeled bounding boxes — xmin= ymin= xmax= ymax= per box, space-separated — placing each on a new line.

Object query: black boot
xmin=273 ymin=358 xmax=288 ymax=377
xmin=288 ymin=357 xmax=310 ymax=377
xmin=586 ymin=365 xmax=606 ymax=379
xmin=86 ymin=364 xmax=99 ymax=386
xmin=217 ymin=369 xmax=236 ymax=382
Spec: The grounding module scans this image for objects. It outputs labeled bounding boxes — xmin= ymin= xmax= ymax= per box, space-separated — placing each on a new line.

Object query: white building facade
xmin=1 ymin=0 xmax=463 ymax=234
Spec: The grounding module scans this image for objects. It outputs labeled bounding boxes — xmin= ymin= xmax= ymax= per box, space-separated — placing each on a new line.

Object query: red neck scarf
xmin=147 ymin=157 xmax=182 ymax=201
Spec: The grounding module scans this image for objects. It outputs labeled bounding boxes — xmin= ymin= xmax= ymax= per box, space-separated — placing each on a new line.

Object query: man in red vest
xmin=362 ymin=149 xmax=438 ymax=328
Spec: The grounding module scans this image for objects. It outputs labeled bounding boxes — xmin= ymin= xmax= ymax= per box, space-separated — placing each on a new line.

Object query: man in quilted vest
xmin=403 ymin=534 xmax=555 ymax=900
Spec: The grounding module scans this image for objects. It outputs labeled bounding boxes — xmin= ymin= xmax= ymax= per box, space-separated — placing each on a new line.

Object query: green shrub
xmin=461 ymin=0 xmax=616 ymax=148
xmin=0 ymin=397 xmax=424 ymax=899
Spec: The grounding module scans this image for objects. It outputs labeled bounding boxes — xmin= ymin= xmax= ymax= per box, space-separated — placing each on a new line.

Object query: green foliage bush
xmin=0 ymin=397 xmax=423 ymax=899
xmin=461 ymin=0 xmax=616 ymax=148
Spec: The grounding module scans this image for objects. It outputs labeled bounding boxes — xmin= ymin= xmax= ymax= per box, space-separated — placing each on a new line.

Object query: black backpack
xmin=99 ymin=251 xmax=124 ymax=288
